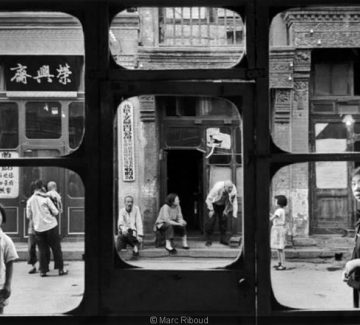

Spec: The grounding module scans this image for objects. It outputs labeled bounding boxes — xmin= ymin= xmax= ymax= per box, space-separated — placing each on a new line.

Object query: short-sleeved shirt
xmin=272 ymin=207 xmax=286 ymax=226
xmin=0 ymin=228 xmax=18 ymax=289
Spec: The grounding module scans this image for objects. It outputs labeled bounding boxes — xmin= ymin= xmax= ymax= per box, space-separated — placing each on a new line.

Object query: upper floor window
xmin=110 ymin=7 xmax=245 ymax=69
xmin=159 ymin=8 xmax=243 ymax=47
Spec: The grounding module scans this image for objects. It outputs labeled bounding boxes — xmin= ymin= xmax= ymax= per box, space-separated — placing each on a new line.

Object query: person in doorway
xmin=154 ymin=193 xmax=189 ymax=254
xmin=117 ymin=196 xmax=143 ymax=260
xmin=26 ymin=179 xmax=68 ymax=277
xmin=270 ymin=195 xmax=288 ymax=271
xmin=0 ymin=203 xmax=19 ymax=314
xmin=343 ymin=167 xmax=360 ymax=307
xmin=46 ymin=181 xmax=63 ymax=216
xmin=205 ymin=180 xmax=238 ymax=246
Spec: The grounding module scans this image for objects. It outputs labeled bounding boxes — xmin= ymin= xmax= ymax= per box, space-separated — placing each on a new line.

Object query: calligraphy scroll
xmin=120 ymin=100 xmax=135 ymax=182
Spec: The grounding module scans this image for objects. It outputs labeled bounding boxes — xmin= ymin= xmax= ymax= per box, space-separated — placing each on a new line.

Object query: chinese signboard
xmin=120 ymin=100 xmax=135 ymax=182
xmin=4 ymin=56 xmax=83 ymax=91
xmin=0 ymin=151 xmax=19 ymax=198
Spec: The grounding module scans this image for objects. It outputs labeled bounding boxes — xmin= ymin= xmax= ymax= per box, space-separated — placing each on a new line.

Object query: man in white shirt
xmin=117 ymin=196 xmax=143 ymax=259
xmin=26 ymin=180 xmax=68 ymax=277
xmin=205 ymin=180 xmax=238 ymax=246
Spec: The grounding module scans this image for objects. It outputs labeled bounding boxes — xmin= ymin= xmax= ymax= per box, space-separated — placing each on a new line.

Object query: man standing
xmin=117 ymin=196 xmax=143 ymax=259
xmin=205 ymin=180 xmax=238 ymax=246
xmin=26 ymin=179 xmax=68 ymax=277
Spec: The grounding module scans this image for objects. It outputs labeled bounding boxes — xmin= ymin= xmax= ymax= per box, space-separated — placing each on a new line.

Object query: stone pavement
xmin=3 ymin=261 xmax=84 ymax=315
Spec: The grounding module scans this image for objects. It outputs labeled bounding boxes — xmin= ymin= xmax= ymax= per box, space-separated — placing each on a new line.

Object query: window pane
xmin=114 ymin=96 xmax=242 ymax=269
xmin=270 ymin=7 xmax=360 ymax=153
xmin=271 ymin=162 xmax=359 ymax=309
xmin=166 ymin=128 xmax=201 ymax=146
xmin=69 ymin=102 xmax=85 ymax=149
xmin=0 ymin=166 xmax=84 ymax=314
xmin=0 ymin=12 xmax=84 ymax=157
xmin=67 ymin=170 xmax=85 ymax=198
xmin=0 ymin=103 xmax=18 ymax=148
xmin=26 ymin=102 xmax=62 ymax=139
xmin=110 ymin=7 xmax=245 ymax=69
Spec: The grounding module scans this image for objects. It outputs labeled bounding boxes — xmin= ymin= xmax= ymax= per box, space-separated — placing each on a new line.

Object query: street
xmin=3 ymin=261 xmax=84 ymax=315
xmin=271 ymin=260 xmax=354 ymax=309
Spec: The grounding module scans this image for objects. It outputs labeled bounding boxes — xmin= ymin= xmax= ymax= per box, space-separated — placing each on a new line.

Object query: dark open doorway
xmin=167 ymin=150 xmax=203 ymax=232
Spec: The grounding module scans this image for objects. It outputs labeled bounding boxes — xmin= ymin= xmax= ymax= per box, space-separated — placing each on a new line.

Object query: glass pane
xmin=114 ymin=96 xmax=242 ymax=269
xmin=69 ymin=102 xmax=85 ymax=149
xmin=166 ymin=128 xmax=201 ymax=146
xmin=67 ymin=170 xmax=85 ymax=198
xmin=26 ymin=102 xmax=62 ymax=139
xmin=199 ymin=97 xmax=236 ymax=117
xmin=0 ymin=166 xmax=84 ymax=314
xmin=0 ymin=12 xmax=84 ymax=157
xmin=270 ymin=162 xmax=360 ymax=309
xmin=110 ymin=7 xmax=245 ymax=69
xmin=0 ymin=103 xmax=18 ymax=148
xmin=270 ymin=7 xmax=360 ymax=153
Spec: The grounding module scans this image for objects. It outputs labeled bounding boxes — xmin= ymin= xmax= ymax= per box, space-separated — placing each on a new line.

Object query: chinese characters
xmin=0 ymin=151 xmax=19 ymax=198
xmin=10 ymin=63 xmax=72 ymax=85
xmin=120 ymin=101 xmax=135 ymax=181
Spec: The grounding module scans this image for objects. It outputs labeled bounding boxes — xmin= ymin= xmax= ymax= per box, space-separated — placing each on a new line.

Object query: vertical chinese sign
xmin=120 ymin=101 xmax=135 ymax=181
xmin=0 ymin=151 xmax=19 ymax=198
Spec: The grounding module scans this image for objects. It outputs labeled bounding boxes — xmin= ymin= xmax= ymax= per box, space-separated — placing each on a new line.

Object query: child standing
xmin=0 ymin=203 xmax=18 ymax=314
xmin=270 ymin=195 xmax=288 ymax=271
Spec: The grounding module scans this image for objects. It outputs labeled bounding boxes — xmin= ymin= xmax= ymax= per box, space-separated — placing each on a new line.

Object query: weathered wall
xmin=117 ymin=96 xmax=159 ymax=236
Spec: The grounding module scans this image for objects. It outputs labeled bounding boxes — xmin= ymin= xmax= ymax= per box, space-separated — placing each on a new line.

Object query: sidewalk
xmin=12 ymin=234 xmax=356 ymax=261
xmin=14 ymin=241 xmax=85 ymax=261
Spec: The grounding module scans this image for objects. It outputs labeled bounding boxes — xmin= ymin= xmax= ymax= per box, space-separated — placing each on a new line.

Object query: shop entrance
xmin=166 ymin=149 xmax=203 ymax=232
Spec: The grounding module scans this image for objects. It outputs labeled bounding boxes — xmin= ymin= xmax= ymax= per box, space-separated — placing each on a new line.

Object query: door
xmin=167 ymin=149 xmax=203 ymax=232
xmin=311 ymin=121 xmax=353 ymax=233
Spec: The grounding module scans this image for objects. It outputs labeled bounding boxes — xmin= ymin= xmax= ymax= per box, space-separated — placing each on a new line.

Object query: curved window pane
xmin=271 ymin=162 xmax=360 ymax=309
xmin=270 ymin=7 xmax=360 ymax=153
xmin=110 ymin=8 xmax=245 ymax=69
xmin=0 ymin=166 xmax=84 ymax=314
xmin=114 ymin=96 xmax=242 ymax=269
xmin=0 ymin=12 xmax=84 ymax=157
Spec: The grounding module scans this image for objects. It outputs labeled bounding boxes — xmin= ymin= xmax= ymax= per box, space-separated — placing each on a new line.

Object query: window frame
xmin=3 ymin=0 xmax=360 ymax=323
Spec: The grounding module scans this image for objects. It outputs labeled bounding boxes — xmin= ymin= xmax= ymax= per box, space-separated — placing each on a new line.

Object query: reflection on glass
xmin=110 ymin=7 xmax=244 ymax=69
xmin=114 ymin=96 xmax=242 ymax=268
xmin=271 ymin=162 xmax=360 ymax=309
xmin=270 ymin=7 xmax=360 ymax=153
xmin=68 ymin=170 xmax=85 ymax=198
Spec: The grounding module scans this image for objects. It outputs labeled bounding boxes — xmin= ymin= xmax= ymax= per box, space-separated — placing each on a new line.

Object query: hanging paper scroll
xmin=120 ymin=100 xmax=135 ymax=182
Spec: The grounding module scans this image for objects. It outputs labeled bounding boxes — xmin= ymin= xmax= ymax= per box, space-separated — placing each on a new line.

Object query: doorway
xmin=167 ymin=150 xmax=203 ymax=232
